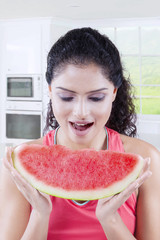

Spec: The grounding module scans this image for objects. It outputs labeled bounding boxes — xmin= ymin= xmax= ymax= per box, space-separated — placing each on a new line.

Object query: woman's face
xmin=49 ymin=63 xmax=117 ymax=148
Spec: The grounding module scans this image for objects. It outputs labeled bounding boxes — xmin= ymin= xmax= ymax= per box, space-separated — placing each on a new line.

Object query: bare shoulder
xmin=120 ymin=134 xmax=160 ymax=160
xmin=120 ymin=134 xmax=160 ymax=189
xmin=120 ymin=136 xmax=160 ymax=239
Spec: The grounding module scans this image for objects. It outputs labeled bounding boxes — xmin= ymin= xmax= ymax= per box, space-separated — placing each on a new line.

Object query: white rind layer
xmin=12 ymin=146 xmax=144 ymax=200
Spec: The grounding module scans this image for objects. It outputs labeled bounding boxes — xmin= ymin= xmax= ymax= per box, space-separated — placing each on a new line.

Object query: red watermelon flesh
xmin=12 ymin=144 xmax=144 ymax=200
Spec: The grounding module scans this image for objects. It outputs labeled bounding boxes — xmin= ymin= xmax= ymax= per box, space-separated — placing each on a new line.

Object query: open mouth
xmin=70 ymin=122 xmax=94 ymax=131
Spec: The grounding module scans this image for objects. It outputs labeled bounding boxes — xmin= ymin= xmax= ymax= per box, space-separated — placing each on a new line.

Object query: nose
xmin=73 ymin=99 xmax=89 ymax=119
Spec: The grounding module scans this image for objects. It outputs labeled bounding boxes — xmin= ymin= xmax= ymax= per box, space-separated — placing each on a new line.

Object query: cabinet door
xmin=5 ymin=23 xmax=42 ymax=74
xmin=0 ymin=25 xmax=6 ymax=143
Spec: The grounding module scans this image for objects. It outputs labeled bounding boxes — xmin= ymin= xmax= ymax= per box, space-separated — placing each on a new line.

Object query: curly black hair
xmin=44 ymin=27 xmax=137 ymax=137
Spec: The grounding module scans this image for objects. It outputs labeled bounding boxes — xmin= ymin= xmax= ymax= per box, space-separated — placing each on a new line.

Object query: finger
xmin=98 ymin=195 xmax=114 ymax=205
xmin=6 ymin=147 xmax=13 ymax=165
xmin=134 ymin=169 xmax=152 ymax=188
xmin=3 ymin=147 xmax=24 ymax=183
xmin=139 ymin=157 xmax=151 ymax=177
xmin=4 ymin=146 xmax=31 ymax=191
xmin=2 ymin=156 xmax=10 ymax=170
xmin=123 ymin=170 xmax=151 ymax=196
xmin=13 ymin=177 xmax=36 ymax=203
xmin=11 ymin=169 xmax=39 ymax=201
xmin=100 ymin=169 xmax=152 ymax=211
xmin=11 ymin=170 xmax=31 ymax=190
xmin=3 ymin=147 xmax=14 ymax=170
xmin=39 ymin=191 xmax=50 ymax=198
xmin=117 ymin=169 xmax=152 ymax=206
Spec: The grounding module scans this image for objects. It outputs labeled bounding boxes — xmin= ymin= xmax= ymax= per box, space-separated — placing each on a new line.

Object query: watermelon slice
xmin=12 ymin=144 xmax=144 ymax=200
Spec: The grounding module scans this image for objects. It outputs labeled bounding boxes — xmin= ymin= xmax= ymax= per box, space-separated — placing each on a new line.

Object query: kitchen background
xmin=0 ymin=0 xmax=160 ymax=168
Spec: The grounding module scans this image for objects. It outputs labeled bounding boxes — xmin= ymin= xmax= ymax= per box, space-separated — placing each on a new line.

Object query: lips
xmin=69 ymin=121 xmax=94 ymax=136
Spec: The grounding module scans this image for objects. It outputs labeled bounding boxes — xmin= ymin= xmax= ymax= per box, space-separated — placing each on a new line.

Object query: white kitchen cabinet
xmin=4 ymin=22 xmax=42 ymax=74
xmin=0 ymin=25 xmax=6 ymax=144
xmin=0 ymin=19 xmax=49 ymax=145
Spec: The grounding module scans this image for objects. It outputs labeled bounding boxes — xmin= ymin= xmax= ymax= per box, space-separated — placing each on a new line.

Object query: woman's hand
xmin=96 ymin=157 xmax=152 ymax=225
xmin=3 ymin=146 xmax=52 ymax=217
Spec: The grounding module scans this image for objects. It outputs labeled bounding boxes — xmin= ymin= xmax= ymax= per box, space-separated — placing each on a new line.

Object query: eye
xmin=89 ymin=96 xmax=105 ymax=102
xmin=60 ymin=97 xmax=73 ymax=102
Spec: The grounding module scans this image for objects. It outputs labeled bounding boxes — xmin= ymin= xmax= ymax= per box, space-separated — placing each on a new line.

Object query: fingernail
xmin=135 ymin=183 xmax=139 ymax=188
xmin=148 ymin=171 xmax=152 ymax=176
xmin=5 ymin=146 xmax=8 ymax=154
xmin=147 ymin=158 xmax=151 ymax=164
xmin=11 ymin=171 xmax=16 ymax=177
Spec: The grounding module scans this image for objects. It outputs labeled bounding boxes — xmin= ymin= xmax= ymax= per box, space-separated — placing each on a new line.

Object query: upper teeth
xmin=75 ymin=123 xmax=86 ymax=126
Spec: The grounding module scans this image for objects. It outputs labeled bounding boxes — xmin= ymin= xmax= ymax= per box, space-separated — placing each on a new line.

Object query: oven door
xmin=5 ymin=110 xmax=43 ymax=145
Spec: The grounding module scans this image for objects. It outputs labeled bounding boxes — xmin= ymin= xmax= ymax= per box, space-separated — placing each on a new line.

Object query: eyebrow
xmin=56 ymin=87 xmax=108 ymax=93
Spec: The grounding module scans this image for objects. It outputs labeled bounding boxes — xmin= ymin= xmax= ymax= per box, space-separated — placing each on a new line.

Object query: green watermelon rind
xmin=12 ymin=144 xmax=144 ymax=201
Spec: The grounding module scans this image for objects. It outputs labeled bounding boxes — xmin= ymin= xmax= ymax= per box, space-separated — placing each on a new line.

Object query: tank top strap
xmin=106 ymin=127 xmax=125 ymax=152
xmin=43 ymin=129 xmax=56 ymax=146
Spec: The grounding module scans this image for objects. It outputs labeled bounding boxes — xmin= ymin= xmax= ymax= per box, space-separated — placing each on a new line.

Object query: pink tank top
xmin=43 ymin=127 xmax=136 ymax=240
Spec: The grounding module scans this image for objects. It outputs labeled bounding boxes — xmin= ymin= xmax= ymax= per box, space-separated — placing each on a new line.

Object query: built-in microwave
xmin=6 ymin=74 xmax=42 ymax=101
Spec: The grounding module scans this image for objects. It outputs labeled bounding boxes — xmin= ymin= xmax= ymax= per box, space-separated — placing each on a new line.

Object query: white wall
xmin=0 ymin=24 xmax=6 ymax=145
xmin=137 ymin=115 xmax=160 ymax=150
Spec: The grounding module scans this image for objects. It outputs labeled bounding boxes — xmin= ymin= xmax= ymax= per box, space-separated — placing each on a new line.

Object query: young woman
xmin=0 ymin=27 xmax=160 ymax=240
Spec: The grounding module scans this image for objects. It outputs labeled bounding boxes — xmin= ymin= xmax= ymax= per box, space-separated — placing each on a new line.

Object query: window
xmin=100 ymin=25 xmax=160 ymax=116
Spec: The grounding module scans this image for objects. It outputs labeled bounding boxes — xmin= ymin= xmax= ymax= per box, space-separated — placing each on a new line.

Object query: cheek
xmin=51 ymin=100 xmax=72 ymax=119
xmin=95 ymin=105 xmax=112 ymax=118
xmin=93 ymin=99 xmax=113 ymax=120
